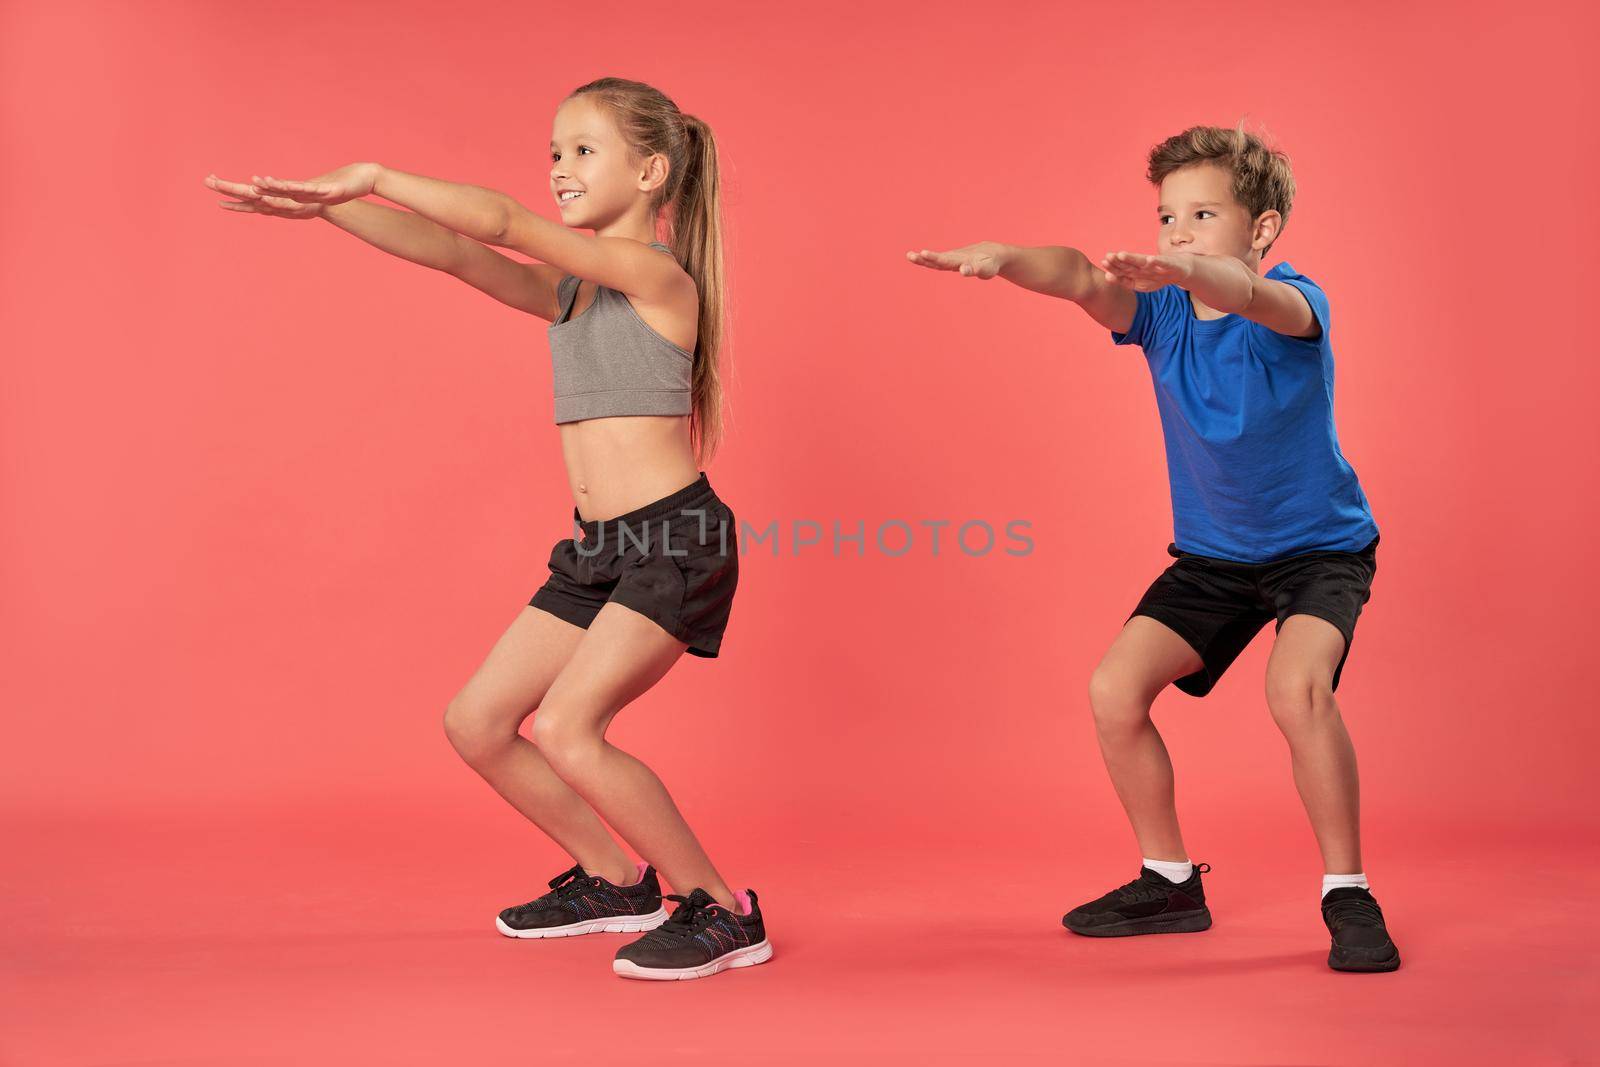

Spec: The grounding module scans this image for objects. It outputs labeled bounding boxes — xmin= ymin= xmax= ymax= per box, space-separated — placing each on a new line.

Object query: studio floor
xmin=5 ymin=804 xmax=1594 ymax=1066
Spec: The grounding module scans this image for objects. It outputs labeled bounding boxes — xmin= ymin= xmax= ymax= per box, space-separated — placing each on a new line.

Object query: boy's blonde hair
xmin=568 ymin=77 xmax=728 ymax=466
xmin=1147 ymin=123 xmax=1296 ymax=258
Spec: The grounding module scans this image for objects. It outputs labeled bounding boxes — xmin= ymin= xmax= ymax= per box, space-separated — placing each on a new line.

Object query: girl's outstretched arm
xmin=323 ymin=199 xmax=566 ymax=320
xmin=206 ymin=168 xmax=566 ymax=320
xmin=251 ymin=164 xmax=683 ymax=305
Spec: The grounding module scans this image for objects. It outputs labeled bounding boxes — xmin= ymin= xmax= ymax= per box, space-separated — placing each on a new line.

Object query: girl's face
xmin=549 ymin=96 xmax=645 ymax=228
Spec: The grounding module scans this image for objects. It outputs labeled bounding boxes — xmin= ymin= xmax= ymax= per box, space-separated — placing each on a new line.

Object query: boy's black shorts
xmin=1129 ymin=535 xmax=1379 ymax=697
xmin=530 ymin=472 xmax=738 ymax=658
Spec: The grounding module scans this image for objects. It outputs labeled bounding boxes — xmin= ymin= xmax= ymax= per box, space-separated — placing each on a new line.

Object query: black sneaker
xmin=1322 ymin=886 xmax=1401 ymax=972
xmin=612 ymin=887 xmax=772 ymax=980
xmin=495 ymin=862 xmax=667 ymax=939
xmin=1062 ymin=862 xmax=1214 ymax=936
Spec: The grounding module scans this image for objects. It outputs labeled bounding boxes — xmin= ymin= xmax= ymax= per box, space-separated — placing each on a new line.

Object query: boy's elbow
xmin=1003 ymin=245 xmax=1094 ymax=301
xmin=1211 ymin=259 xmax=1259 ymax=314
xmin=1054 ymin=247 xmax=1099 ymax=302
xmin=1227 ymin=282 xmax=1257 ymax=317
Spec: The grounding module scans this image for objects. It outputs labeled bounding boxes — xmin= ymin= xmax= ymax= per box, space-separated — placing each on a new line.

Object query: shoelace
xmin=633 ymin=890 xmax=722 ymax=946
xmin=509 ymin=864 xmax=598 ymax=913
xmin=1114 ymin=862 xmax=1208 ymax=903
xmin=1323 ymin=894 xmax=1385 ymax=931
xmin=1113 ymin=869 xmax=1176 ymax=902
xmin=1111 ymin=874 xmax=1158 ymax=902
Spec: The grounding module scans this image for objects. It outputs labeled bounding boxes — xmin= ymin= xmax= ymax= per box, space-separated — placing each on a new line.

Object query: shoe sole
xmin=1329 ymin=944 xmax=1401 ymax=972
xmin=612 ymin=939 xmax=774 ymax=981
xmin=496 ymin=906 xmax=669 ymax=939
xmin=1063 ymin=907 xmax=1213 ymax=937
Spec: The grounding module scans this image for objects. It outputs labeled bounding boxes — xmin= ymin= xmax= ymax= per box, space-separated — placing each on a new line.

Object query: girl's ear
xmin=637 ymin=152 xmax=670 ymax=195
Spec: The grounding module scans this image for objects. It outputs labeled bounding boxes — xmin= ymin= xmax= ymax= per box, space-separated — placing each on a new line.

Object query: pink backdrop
xmin=4 ymin=0 xmax=1596 ymax=1062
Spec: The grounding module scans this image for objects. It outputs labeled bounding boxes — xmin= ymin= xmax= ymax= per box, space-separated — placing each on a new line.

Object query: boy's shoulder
xmin=1260 ymin=261 xmax=1333 ymax=344
xmin=1265 ymin=260 xmax=1321 ymax=289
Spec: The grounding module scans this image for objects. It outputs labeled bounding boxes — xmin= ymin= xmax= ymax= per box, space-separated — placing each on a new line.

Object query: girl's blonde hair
xmin=568 ymin=77 xmax=727 ymax=465
xmin=1146 ymin=122 xmax=1296 ymax=258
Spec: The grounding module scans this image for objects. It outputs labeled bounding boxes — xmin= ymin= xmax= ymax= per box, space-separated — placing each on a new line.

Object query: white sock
xmin=1321 ymin=872 xmax=1369 ymax=899
xmin=1142 ymin=857 xmax=1193 ymax=884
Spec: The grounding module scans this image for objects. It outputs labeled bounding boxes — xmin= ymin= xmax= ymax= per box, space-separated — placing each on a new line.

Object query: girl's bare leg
xmin=532 ymin=601 xmax=741 ymax=911
xmin=442 ymin=605 xmax=636 ymax=886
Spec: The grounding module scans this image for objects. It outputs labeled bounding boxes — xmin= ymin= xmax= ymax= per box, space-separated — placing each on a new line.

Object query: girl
xmin=203 ymin=77 xmax=770 ymax=982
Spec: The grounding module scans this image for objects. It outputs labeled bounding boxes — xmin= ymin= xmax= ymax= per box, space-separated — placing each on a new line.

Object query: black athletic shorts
xmin=530 ymin=472 xmax=738 ymax=658
xmin=1129 ymin=535 xmax=1379 ymax=697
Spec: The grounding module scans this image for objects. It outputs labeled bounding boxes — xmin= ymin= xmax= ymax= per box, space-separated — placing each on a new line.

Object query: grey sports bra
xmin=548 ymin=241 xmax=695 ymax=424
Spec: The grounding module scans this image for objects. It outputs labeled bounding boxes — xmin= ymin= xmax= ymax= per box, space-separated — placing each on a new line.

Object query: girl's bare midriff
xmin=559 ymin=413 xmax=701 ymax=523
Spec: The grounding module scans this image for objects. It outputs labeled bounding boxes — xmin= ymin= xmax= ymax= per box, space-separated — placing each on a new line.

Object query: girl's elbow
xmin=483 ymin=195 xmax=520 ymax=247
xmin=485 ymin=215 xmax=512 ymax=247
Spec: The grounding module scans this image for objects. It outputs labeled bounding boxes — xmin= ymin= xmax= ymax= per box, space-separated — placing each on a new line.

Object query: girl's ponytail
xmin=672 ymin=114 xmax=726 ymax=466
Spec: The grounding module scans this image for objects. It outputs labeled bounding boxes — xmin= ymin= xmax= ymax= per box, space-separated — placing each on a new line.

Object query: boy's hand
xmin=906 ymin=242 xmax=1008 ymax=279
xmin=204 ymin=172 xmax=325 ymax=220
xmin=1099 ymin=251 xmax=1196 ymax=291
xmin=247 ymin=163 xmax=382 ymax=207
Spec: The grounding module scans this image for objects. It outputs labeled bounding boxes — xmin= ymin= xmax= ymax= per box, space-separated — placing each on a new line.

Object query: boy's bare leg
xmin=1087 ymin=617 xmax=1206 ymax=861
xmin=1264 ymin=614 xmax=1362 ymax=874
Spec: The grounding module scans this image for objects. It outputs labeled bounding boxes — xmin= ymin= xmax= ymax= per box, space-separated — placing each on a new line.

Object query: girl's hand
xmin=204 ymin=173 xmax=325 ymax=219
xmin=248 ymin=163 xmax=381 ymax=207
xmin=1099 ymin=251 xmax=1195 ymax=291
xmin=905 ymin=242 xmax=1008 ymax=279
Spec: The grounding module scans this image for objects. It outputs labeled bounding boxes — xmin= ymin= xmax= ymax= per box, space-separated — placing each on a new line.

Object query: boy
xmin=907 ymin=125 xmax=1399 ymax=972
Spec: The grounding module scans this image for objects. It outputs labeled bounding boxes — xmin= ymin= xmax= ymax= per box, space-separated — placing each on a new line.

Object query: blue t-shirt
xmin=1110 ymin=261 xmax=1378 ymax=563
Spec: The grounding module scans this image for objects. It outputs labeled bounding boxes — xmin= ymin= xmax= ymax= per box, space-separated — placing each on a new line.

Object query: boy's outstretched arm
xmin=1101 ymin=251 xmax=1319 ymax=340
xmin=906 ymin=243 xmax=1135 ymax=334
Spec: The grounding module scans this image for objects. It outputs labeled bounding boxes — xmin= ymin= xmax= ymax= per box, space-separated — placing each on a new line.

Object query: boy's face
xmin=1156 ymin=162 xmax=1270 ymax=264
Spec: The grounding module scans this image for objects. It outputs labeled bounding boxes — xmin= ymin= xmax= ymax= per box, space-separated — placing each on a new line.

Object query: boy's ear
xmin=1252 ymin=210 xmax=1283 ymax=254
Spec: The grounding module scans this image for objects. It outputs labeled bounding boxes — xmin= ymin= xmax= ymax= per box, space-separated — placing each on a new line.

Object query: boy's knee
xmin=1265 ymin=670 xmax=1338 ymax=732
xmin=1088 ymin=667 xmax=1153 ymax=731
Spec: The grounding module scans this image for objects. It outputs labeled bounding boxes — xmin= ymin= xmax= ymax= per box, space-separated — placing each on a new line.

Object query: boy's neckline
xmin=1187 ymin=292 xmax=1236 ymax=324
xmin=1186 ymin=259 xmax=1285 ymax=324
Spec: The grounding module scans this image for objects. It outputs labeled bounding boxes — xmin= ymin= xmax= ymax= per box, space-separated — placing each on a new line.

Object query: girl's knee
xmin=442 ymin=699 xmax=518 ymax=765
xmin=530 ymin=707 xmax=604 ymax=773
